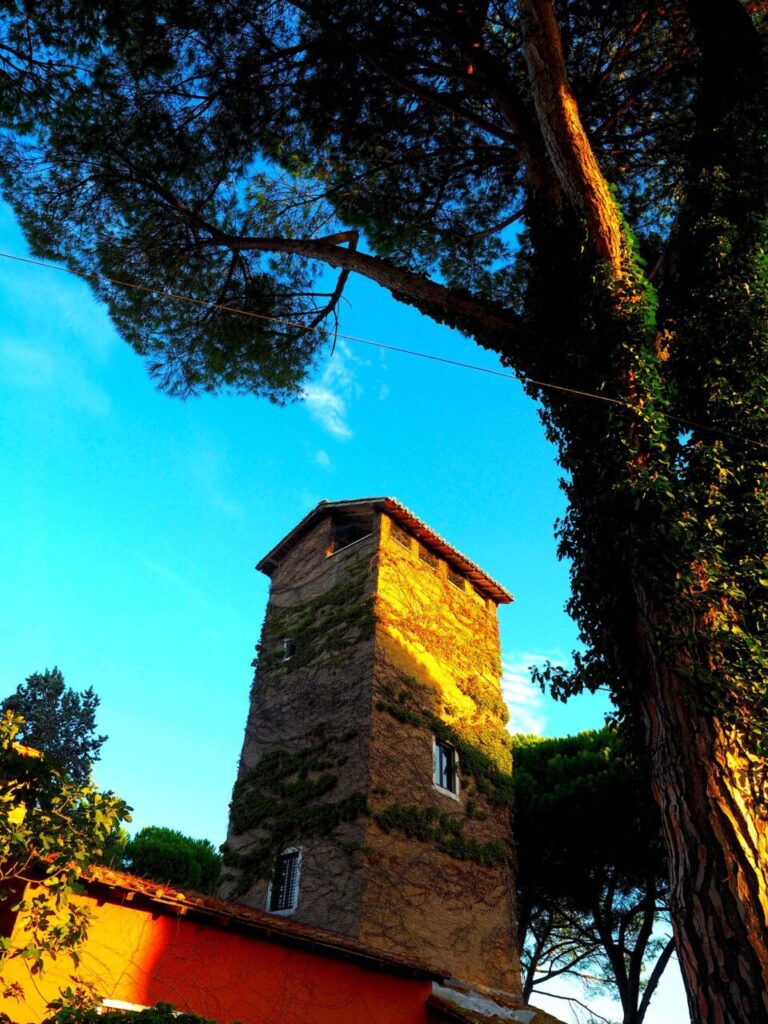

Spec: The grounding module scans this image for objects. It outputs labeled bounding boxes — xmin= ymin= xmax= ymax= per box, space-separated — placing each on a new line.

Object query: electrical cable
xmin=1 ymin=248 xmax=766 ymax=452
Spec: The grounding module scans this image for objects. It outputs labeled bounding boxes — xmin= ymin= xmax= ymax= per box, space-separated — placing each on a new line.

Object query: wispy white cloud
xmin=314 ymin=449 xmax=332 ymax=469
xmin=182 ymin=440 xmax=246 ymax=522
xmin=502 ymin=650 xmax=566 ymax=735
xmin=302 ymin=341 xmax=363 ymax=439
xmin=2 ymin=262 xmax=118 ymax=359
xmin=0 ymin=337 xmax=111 ymax=416
xmin=302 ymin=384 xmax=352 ymax=438
xmin=1 ymin=339 xmax=55 ymax=386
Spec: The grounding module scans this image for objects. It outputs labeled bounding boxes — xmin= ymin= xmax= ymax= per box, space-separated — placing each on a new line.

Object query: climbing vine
xmin=226 ymin=528 xmax=517 ymax=884
xmin=222 ymin=725 xmax=367 ymax=890
xmin=375 ymin=671 xmax=514 ymax=807
xmin=256 ymin=555 xmax=375 ymax=675
xmin=375 ymin=803 xmax=510 ymax=866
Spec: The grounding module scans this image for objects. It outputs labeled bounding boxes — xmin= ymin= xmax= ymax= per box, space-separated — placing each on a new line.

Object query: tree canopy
xmin=513 ymin=730 xmax=673 ymax=1024
xmin=2 ymin=669 xmax=107 ymax=786
xmin=0 ymin=0 xmax=699 ymax=398
xmin=122 ymin=826 xmax=222 ymax=894
xmin=0 ymin=2 xmax=766 ymax=1020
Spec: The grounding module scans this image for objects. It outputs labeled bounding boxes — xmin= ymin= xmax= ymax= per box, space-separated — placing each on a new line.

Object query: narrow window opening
xmin=268 ymin=848 xmax=301 ymax=913
xmin=281 ymin=638 xmax=295 ymax=661
xmin=328 ymin=512 xmax=373 ymax=555
xmin=390 ymin=522 xmax=412 ymax=550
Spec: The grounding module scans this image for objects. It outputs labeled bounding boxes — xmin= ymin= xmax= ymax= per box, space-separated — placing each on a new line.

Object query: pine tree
xmin=0 ymin=3 xmax=766 ymax=1018
xmin=2 ymin=669 xmax=107 ymax=786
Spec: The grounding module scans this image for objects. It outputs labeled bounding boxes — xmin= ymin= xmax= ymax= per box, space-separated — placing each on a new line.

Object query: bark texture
xmin=633 ymin=600 xmax=768 ymax=1023
xmin=518 ymin=0 xmax=624 ymax=275
xmin=517 ymin=3 xmax=768 ymax=1020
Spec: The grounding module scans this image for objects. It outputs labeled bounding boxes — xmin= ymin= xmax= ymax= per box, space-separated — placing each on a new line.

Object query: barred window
xmin=268 ymin=849 xmax=301 ymax=913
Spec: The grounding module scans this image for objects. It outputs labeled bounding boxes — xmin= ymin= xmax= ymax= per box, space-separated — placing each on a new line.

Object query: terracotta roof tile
xmin=85 ymin=865 xmax=442 ymax=980
xmin=256 ymin=497 xmax=513 ymax=604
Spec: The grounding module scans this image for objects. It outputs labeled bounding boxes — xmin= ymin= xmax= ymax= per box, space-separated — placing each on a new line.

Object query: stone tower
xmin=221 ymin=497 xmax=520 ymax=995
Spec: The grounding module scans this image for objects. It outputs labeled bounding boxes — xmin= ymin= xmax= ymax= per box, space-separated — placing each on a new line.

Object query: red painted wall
xmin=0 ymin=887 xmax=432 ymax=1024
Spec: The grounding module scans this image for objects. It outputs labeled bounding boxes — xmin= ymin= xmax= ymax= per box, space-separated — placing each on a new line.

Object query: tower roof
xmin=256 ymin=497 xmax=513 ymax=604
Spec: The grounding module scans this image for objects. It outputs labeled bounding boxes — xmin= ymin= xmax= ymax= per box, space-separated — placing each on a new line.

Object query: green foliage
xmin=513 ymin=729 xmax=671 ymax=1022
xmin=515 ymin=15 xmax=768 ymax=770
xmin=512 ymin=729 xmax=666 ymax=908
xmin=0 ymin=711 xmax=130 ymax=992
xmin=1 ymin=4 xmax=767 ymax=1013
xmin=122 ymin=827 xmax=222 ymax=894
xmin=44 ymin=1003 xmax=241 ymax=1024
xmin=223 ymin=557 xmax=376 ymax=891
xmin=0 ymin=0 xmax=695 ymax=393
xmin=372 ymin=668 xmax=514 ymax=868
xmin=223 ymin=725 xmax=366 ymax=890
xmin=376 ymin=670 xmax=514 ymax=805
xmin=2 ymin=669 xmax=107 ymax=786
xmin=258 ymin=558 xmax=375 ymax=674
xmin=375 ymin=803 xmax=509 ymax=867
xmin=95 ymin=823 xmax=130 ymax=870
xmin=1 ymin=5 xmax=765 ymax=755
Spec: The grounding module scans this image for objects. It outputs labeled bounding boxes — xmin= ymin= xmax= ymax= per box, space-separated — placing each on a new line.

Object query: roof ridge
xmin=256 ymin=497 xmax=512 ymax=604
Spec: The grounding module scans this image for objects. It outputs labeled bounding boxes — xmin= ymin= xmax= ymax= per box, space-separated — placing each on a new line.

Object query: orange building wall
xmin=0 ymin=886 xmax=432 ymax=1024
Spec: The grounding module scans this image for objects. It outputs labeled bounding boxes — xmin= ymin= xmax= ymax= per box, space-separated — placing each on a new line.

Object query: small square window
xmin=281 ymin=638 xmax=295 ymax=661
xmin=434 ymin=738 xmax=459 ymax=797
xmin=390 ymin=522 xmax=412 ymax=550
xmin=268 ymin=848 xmax=301 ymax=913
xmin=419 ymin=546 xmax=438 ymax=570
xmin=447 ymin=567 xmax=465 ymax=592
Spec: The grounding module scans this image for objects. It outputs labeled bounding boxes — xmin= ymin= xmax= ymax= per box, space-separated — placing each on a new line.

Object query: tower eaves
xmin=255 ymin=497 xmax=513 ymax=605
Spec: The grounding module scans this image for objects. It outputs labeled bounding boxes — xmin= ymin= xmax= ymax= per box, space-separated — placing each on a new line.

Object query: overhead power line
xmin=1 ymin=249 xmax=766 ymax=452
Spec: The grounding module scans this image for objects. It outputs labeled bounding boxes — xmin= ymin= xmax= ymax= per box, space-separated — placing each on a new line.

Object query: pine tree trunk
xmin=517 ymin=3 xmax=768 ymax=1018
xmin=633 ymin=596 xmax=768 ymax=1023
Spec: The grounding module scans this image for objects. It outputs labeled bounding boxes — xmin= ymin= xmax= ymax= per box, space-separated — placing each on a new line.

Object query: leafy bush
xmin=0 ymin=711 xmax=130 ymax=1001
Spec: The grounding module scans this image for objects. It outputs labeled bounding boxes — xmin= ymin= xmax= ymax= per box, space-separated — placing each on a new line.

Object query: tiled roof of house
xmin=256 ymin=497 xmax=513 ymax=604
xmin=85 ymin=865 xmax=442 ymax=980
xmin=428 ymin=984 xmax=567 ymax=1024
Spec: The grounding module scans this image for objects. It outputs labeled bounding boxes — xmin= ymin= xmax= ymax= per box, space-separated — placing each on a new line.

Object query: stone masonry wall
xmin=219 ymin=517 xmax=377 ymax=937
xmin=221 ymin=504 xmax=520 ymax=995
xmin=360 ymin=513 xmax=521 ymax=994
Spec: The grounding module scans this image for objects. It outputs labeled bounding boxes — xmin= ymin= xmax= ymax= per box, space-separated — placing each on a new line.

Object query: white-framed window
xmin=267 ymin=847 xmax=302 ymax=914
xmin=433 ymin=737 xmax=460 ymax=799
xmin=281 ymin=638 xmax=295 ymax=661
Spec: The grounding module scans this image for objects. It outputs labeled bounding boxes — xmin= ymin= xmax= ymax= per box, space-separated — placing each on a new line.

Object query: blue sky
xmin=0 ymin=198 xmax=687 ymax=1022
